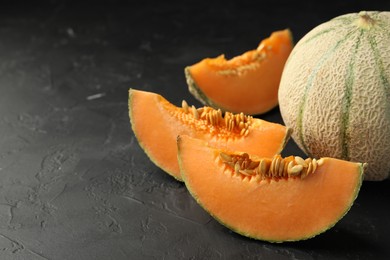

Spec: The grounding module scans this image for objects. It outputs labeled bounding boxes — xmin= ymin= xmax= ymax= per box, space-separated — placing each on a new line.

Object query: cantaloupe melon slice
xmin=185 ymin=29 xmax=293 ymax=115
xmin=129 ymin=89 xmax=291 ymax=181
xmin=177 ymin=135 xmax=365 ymax=242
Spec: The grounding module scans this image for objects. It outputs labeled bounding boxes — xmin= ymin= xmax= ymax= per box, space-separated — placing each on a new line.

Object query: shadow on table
xmin=291 ymin=227 xmax=386 ymax=257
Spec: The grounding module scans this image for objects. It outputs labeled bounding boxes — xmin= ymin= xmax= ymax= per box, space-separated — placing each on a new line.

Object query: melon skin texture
xmin=278 ymin=11 xmax=390 ymax=180
xmin=128 ymin=89 xmax=291 ymax=181
xmin=185 ymin=29 xmax=293 ymax=115
xmin=177 ymin=135 xmax=364 ymax=243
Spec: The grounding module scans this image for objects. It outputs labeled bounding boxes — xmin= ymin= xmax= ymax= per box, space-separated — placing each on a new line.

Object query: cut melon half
xmin=177 ymin=135 xmax=365 ymax=242
xmin=129 ymin=89 xmax=291 ymax=181
xmin=185 ymin=29 xmax=293 ymax=115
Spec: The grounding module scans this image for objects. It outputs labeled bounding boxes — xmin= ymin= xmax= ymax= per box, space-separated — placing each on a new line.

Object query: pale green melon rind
xmin=184 ymin=67 xmax=231 ymax=112
xmin=295 ymin=19 xmax=378 ymax=158
xmin=293 ymin=25 xmax=363 ymax=160
xmin=339 ymin=29 xmax=364 ymax=160
xmin=178 ymin=137 xmax=365 ymax=242
xmin=279 ymin=11 xmax=390 ymax=181
xmin=367 ymin=32 xmax=390 ymax=114
xmin=305 ymin=26 xmax=386 ymax=168
xmin=128 ymin=88 xmax=183 ymax=182
xmin=279 ymin=128 xmax=293 ymax=155
xmin=296 ymin=30 xmax=356 ymax=158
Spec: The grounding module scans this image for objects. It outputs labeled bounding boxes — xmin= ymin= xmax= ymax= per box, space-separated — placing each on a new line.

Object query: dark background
xmin=0 ymin=0 xmax=389 ymax=259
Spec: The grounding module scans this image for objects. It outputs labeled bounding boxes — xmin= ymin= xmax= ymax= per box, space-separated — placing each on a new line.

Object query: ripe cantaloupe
xmin=185 ymin=29 xmax=293 ymax=115
xmin=278 ymin=11 xmax=390 ymax=180
xmin=129 ymin=89 xmax=291 ymax=181
xmin=178 ymin=135 xmax=365 ymax=242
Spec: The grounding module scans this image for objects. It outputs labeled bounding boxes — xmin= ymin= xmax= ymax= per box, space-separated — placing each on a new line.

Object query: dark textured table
xmin=0 ymin=1 xmax=389 ymax=259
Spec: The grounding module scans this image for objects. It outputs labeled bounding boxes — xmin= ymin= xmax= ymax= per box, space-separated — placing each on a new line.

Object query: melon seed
xmin=295 ymin=156 xmax=307 ymax=167
xmin=220 ymin=152 xmax=232 ymax=163
xmin=259 ymin=159 xmax=267 ymax=175
xmin=317 ymin=158 xmax=325 ymax=166
xmin=287 ymin=160 xmax=294 ymax=172
xmin=289 ymin=164 xmax=303 ymax=176
xmin=239 ymin=169 xmax=255 ymax=176
xmin=312 ymin=158 xmax=318 ymax=173
xmin=247 ymin=160 xmax=260 ymax=170
xmin=234 ymin=162 xmax=241 ymax=173
xmin=301 ymin=162 xmax=312 ymax=179
xmin=197 ymin=107 xmax=204 ymax=116
xmin=278 ymin=159 xmax=285 ymax=177
xmin=191 ymin=105 xmax=199 ymax=119
xmin=182 ymin=100 xmax=189 ymax=112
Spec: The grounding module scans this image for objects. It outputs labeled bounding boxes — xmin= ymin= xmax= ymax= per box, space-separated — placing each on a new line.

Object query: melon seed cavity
xmin=181 ymin=100 xmax=253 ymax=136
xmin=219 ymin=152 xmax=322 ymax=179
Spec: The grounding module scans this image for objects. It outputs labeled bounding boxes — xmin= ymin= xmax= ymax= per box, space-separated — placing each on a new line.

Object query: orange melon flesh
xmin=177 ymin=135 xmax=364 ymax=242
xmin=129 ymin=89 xmax=290 ymax=181
xmin=185 ymin=29 xmax=293 ymax=115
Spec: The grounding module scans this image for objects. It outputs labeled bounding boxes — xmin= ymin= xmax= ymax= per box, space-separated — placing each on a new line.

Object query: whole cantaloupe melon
xmin=278 ymin=11 xmax=390 ymax=181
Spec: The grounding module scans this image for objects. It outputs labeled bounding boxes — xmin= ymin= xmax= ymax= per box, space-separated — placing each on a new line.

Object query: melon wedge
xmin=177 ymin=135 xmax=365 ymax=242
xmin=185 ymin=29 xmax=293 ymax=115
xmin=129 ymin=89 xmax=291 ymax=181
